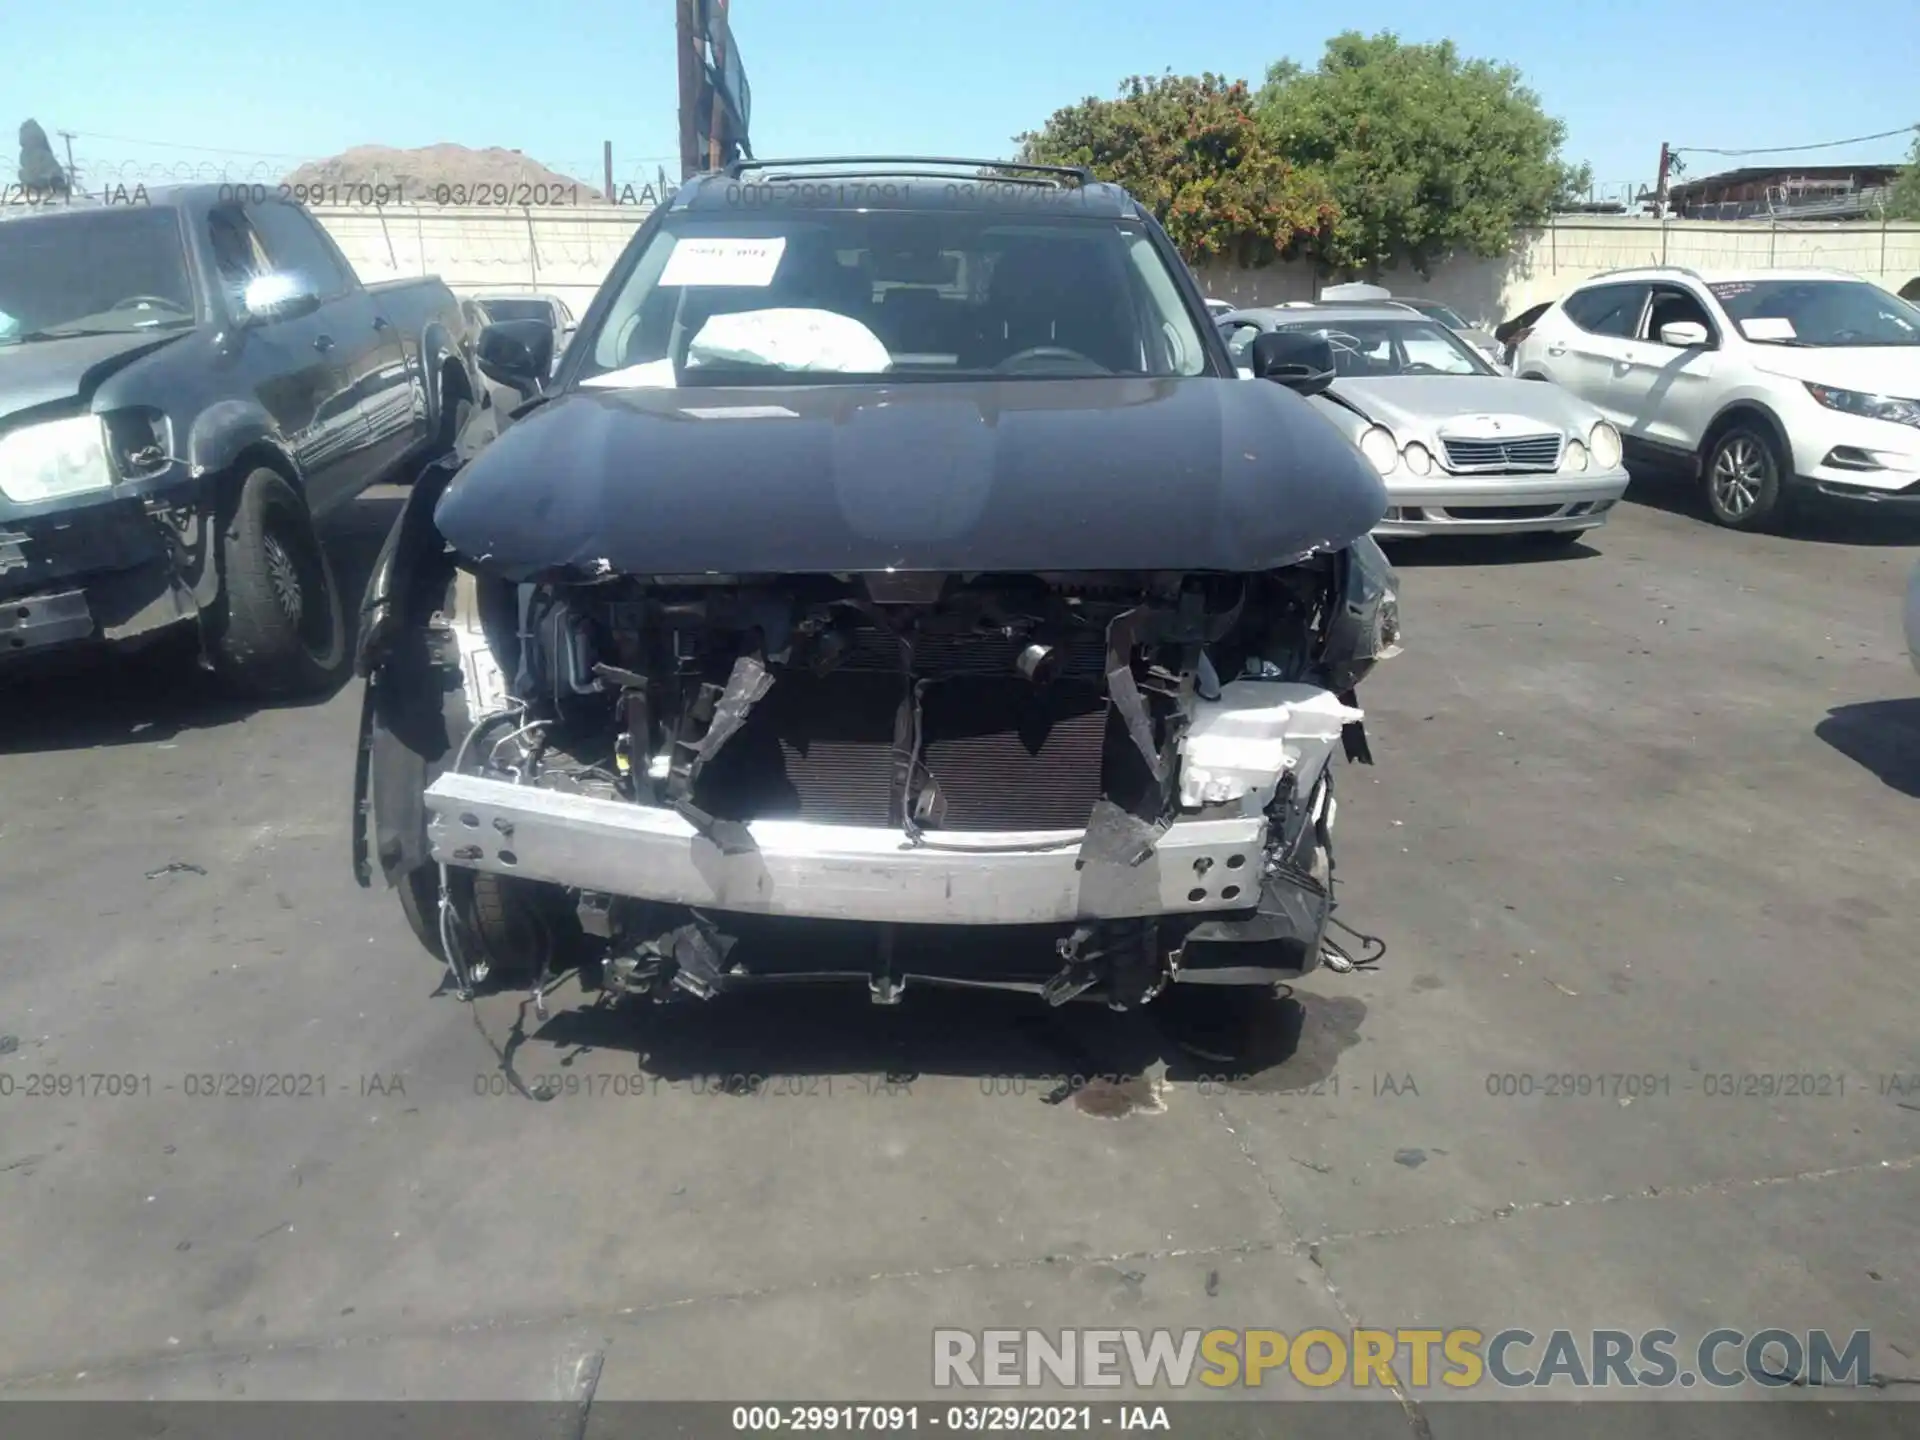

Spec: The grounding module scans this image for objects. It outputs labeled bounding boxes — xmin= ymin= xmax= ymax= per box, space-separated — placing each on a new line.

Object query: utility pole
xmin=675 ymin=0 xmax=703 ymax=181
xmin=1654 ymin=142 xmax=1673 ymax=217
xmin=707 ymin=0 xmax=730 ymax=173
xmin=58 ymin=129 xmax=78 ymax=192
xmin=603 ymin=140 xmax=614 ymax=202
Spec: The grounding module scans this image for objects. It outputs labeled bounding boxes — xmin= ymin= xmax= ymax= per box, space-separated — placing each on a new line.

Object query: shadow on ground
xmin=1380 ymin=534 xmax=1604 ymax=569
xmin=1816 ymin=698 xmax=1920 ymax=798
xmin=0 ymin=492 xmax=400 ymax=755
xmin=1622 ymin=467 xmax=1920 ymax=546
xmin=468 ymin=957 xmax=1371 ymax=1110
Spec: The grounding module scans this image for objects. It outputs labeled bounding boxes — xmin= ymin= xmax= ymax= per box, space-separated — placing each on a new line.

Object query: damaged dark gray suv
xmin=352 ymin=157 xmax=1402 ymax=1012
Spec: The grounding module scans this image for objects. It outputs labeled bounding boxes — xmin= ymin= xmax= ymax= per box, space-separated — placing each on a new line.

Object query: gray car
xmin=1220 ymin=305 xmax=1631 ymax=543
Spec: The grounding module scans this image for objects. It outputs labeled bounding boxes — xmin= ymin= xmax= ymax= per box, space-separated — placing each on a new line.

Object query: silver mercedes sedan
xmin=1218 ymin=304 xmax=1631 ymax=544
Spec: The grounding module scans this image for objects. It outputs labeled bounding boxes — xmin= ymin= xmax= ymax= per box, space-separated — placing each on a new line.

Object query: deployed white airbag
xmin=687 ymin=307 xmax=892 ymax=374
xmin=1177 ymin=681 xmax=1364 ymax=812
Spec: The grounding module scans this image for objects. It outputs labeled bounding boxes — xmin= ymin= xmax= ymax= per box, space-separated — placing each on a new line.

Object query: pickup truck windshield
xmin=580 ymin=210 xmax=1211 ymax=384
xmin=1708 ymin=279 xmax=1920 ymax=348
xmin=1275 ymin=317 xmax=1495 ymax=377
xmin=0 ymin=207 xmax=196 ymax=344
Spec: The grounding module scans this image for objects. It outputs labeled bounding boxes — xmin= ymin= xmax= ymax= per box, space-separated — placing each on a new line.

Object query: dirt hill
xmin=280 ymin=144 xmax=598 ymax=204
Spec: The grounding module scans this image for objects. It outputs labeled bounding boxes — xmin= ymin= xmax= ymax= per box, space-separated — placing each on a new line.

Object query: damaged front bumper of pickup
xmin=0 ymin=461 xmax=218 ymax=664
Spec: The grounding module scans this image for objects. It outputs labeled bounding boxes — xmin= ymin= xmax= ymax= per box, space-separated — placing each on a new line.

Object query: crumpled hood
xmin=434 ymin=376 xmax=1389 ymax=578
xmin=0 ymin=329 xmax=191 ymax=425
xmin=1313 ymin=374 xmax=1603 ymax=440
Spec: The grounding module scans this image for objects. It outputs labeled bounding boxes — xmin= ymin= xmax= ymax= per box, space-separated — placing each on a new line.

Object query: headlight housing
xmin=1400 ymin=441 xmax=1434 ymax=477
xmin=0 ymin=415 xmax=116 ymax=504
xmin=1560 ymin=439 xmax=1589 ymax=473
xmin=1805 ymin=382 xmax=1920 ymax=430
xmin=1358 ymin=425 xmax=1399 ymax=476
xmin=1587 ymin=421 xmax=1623 ymax=470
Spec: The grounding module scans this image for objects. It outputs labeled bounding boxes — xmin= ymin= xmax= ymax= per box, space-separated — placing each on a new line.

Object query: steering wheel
xmin=994 ymin=345 xmax=1109 ymax=375
xmin=1829 ymin=328 xmax=1864 ymax=344
xmin=111 ymin=295 xmax=191 ymax=314
xmin=1401 ymin=362 xmax=1444 ymax=375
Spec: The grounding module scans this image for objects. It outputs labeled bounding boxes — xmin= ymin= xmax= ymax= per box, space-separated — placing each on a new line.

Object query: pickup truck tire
xmin=1703 ymin=423 xmax=1793 ymax=531
xmin=209 ymin=467 xmax=349 ymax=698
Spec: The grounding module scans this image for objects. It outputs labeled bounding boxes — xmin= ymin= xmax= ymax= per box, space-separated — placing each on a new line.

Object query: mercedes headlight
xmin=1400 ymin=441 xmax=1434 ymax=476
xmin=1560 ymin=439 xmax=1590 ymax=473
xmin=1588 ymin=421 xmax=1622 ymax=470
xmin=1358 ymin=425 xmax=1399 ymax=476
xmin=0 ymin=415 xmax=115 ymax=504
xmin=1805 ymin=382 xmax=1920 ymax=429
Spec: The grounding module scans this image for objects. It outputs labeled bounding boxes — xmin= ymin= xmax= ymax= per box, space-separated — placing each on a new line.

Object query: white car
xmin=1513 ymin=266 xmax=1920 ymax=530
xmin=1220 ymin=304 xmax=1629 ymax=544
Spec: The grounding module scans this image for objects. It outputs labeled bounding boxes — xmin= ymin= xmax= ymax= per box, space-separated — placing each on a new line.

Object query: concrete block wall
xmin=311 ymin=206 xmax=1920 ymax=332
xmin=311 ymin=204 xmax=653 ymax=316
xmin=1196 ymin=218 xmax=1920 ymax=328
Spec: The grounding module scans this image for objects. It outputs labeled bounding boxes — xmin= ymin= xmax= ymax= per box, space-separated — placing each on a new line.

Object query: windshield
xmin=1276 ymin=317 xmax=1495 ymax=378
xmin=579 ymin=209 xmax=1211 ymax=385
xmin=0 ymin=207 xmax=196 ymax=344
xmin=481 ymin=298 xmax=553 ymax=324
xmin=1401 ymin=298 xmax=1471 ymax=330
xmin=1708 ymin=279 xmax=1920 ymax=348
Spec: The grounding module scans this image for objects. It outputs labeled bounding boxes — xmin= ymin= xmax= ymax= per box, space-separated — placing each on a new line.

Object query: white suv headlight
xmin=0 ymin=415 xmax=115 ymax=504
xmin=1358 ymin=425 xmax=1399 ymax=476
xmin=1805 ymin=382 xmax=1920 ymax=429
xmin=1588 ymin=421 xmax=1622 ymax=470
xmin=1561 ymin=439 xmax=1590 ymax=473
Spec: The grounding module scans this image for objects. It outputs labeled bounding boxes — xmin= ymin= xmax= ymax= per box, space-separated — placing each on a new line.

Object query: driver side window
xmin=206 ymin=206 xmax=270 ymax=311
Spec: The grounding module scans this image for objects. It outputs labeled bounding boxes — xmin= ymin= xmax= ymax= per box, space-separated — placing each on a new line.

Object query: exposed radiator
xmin=690 ymin=669 xmax=1110 ymax=831
xmin=917 ymin=679 xmax=1109 ymax=831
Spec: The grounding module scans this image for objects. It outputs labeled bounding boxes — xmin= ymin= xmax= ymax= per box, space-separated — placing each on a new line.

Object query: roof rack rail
xmin=723 ymin=155 xmax=1093 ymax=184
xmin=1585 ymin=263 xmax=1710 ymax=285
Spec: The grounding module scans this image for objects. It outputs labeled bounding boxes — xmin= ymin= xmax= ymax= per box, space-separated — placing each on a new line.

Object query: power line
xmin=1673 ymin=123 xmax=1917 ymax=159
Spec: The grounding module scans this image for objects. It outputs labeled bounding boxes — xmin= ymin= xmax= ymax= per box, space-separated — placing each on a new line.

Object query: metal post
xmin=676 ymin=0 xmax=704 ymax=181
xmin=603 ymin=140 xmax=614 ymax=203
xmin=708 ymin=0 xmax=731 ymax=172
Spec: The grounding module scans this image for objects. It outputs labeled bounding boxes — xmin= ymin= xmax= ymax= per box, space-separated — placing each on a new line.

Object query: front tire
xmin=208 ymin=467 xmax=348 ymax=698
xmin=1704 ymin=425 xmax=1793 ymax=531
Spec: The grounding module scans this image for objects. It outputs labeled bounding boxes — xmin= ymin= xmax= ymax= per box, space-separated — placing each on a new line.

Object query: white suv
xmin=1512 ymin=266 xmax=1920 ymax=530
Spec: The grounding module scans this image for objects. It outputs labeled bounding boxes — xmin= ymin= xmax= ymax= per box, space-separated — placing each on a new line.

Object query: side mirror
xmin=1250 ymin=330 xmax=1337 ymax=397
xmin=476 ymin=319 xmax=554 ymax=397
xmin=1659 ymin=320 xmax=1709 ymax=348
xmin=241 ymin=272 xmax=321 ymax=324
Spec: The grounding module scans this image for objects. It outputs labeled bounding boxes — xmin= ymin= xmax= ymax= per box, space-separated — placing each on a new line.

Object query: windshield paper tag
xmin=659 ymin=236 xmax=787 ymax=288
xmin=1738 ymin=317 xmax=1796 ymax=341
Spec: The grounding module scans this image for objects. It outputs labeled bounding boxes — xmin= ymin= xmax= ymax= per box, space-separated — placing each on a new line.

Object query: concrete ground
xmin=1 ymin=473 xmax=1917 ymax=1433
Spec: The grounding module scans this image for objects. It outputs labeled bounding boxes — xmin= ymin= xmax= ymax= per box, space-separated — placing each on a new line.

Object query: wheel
xmin=208 ymin=467 xmax=348 ymax=698
xmin=1703 ymin=424 xmax=1793 ymax=531
xmin=436 ymin=379 xmax=474 ymax=462
xmin=395 ymin=862 xmax=444 ymax=960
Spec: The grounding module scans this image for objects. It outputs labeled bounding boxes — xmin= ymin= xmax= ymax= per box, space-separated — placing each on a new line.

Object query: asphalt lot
xmin=1 ymin=471 xmax=1917 ymax=1430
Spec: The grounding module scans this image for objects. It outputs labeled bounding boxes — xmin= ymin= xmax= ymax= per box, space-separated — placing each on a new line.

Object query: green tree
xmin=1887 ymin=130 xmax=1920 ymax=221
xmin=1256 ymin=32 xmax=1585 ymax=277
xmin=1015 ymin=73 xmax=1337 ymax=267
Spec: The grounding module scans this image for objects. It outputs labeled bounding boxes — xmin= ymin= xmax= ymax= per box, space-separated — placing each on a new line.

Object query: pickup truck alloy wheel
xmin=1705 ymin=427 xmax=1788 ymax=530
xmin=209 ymin=467 xmax=349 ymax=698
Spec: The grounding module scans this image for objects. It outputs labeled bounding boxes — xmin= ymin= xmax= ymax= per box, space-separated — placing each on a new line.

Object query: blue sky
xmin=10 ymin=0 xmax=1916 ymax=201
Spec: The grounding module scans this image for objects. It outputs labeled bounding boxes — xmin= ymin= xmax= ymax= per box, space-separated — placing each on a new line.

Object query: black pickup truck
xmin=0 ymin=184 xmax=479 ymax=696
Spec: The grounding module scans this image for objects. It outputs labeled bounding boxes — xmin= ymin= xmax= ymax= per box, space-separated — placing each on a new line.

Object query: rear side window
xmin=1560 ymin=283 xmax=1649 ymax=338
